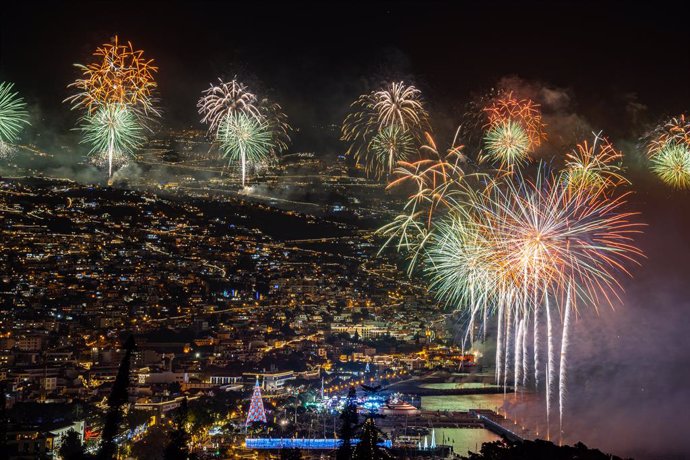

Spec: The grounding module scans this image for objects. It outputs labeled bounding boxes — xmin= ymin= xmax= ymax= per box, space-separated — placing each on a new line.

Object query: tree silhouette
xmin=59 ymin=429 xmax=86 ymax=460
xmin=98 ymin=335 xmax=135 ymax=460
xmin=353 ymin=418 xmax=393 ymax=460
xmin=130 ymin=426 xmax=168 ymax=460
xmin=98 ymin=335 xmax=136 ymax=460
xmin=0 ymin=382 xmax=7 ymax=460
xmin=353 ymin=384 xmax=392 ymax=460
xmin=462 ymin=439 xmax=631 ymax=460
xmin=163 ymin=397 xmax=195 ymax=460
xmin=279 ymin=447 xmax=302 ymax=460
xmin=336 ymin=387 xmax=358 ymax=460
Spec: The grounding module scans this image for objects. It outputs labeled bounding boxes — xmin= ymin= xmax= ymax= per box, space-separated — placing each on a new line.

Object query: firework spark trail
xmin=482 ymin=296 xmax=488 ymax=342
xmin=520 ymin=266 xmax=530 ymax=389
xmin=522 ymin=314 xmax=528 ymax=388
xmin=496 ymin=302 xmax=504 ymax=387
xmin=504 ymin=302 xmax=512 ymax=394
xmin=533 ymin=281 xmax=540 ymax=392
xmin=559 ymin=282 xmax=573 ymax=444
xmin=514 ymin=313 xmax=522 ymax=394
xmin=546 ymin=286 xmax=554 ymax=440
xmin=464 ymin=288 xmax=478 ymax=348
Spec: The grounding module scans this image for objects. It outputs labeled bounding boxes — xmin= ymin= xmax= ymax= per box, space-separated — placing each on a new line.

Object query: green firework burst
xmin=218 ymin=112 xmax=275 ymax=186
xmin=369 ymin=125 xmax=416 ymax=177
xmin=650 ymin=142 xmax=690 ymax=189
xmin=484 ymin=119 xmax=531 ymax=167
xmin=79 ymin=103 xmax=145 ymax=177
xmin=0 ymin=82 xmax=30 ymax=147
xmin=425 ymin=212 xmax=496 ymax=309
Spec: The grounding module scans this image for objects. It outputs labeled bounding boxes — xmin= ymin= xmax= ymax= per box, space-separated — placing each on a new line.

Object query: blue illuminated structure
xmin=245 ymin=438 xmax=393 ymax=450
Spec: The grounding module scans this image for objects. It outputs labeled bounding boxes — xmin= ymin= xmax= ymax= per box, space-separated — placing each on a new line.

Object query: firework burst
xmin=257 ymin=97 xmax=292 ymax=155
xmin=65 ymin=37 xmax=159 ymax=177
xmin=646 ymin=115 xmax=690 ymax=156
xmin=66 ymin=36 xmax=158 ymax=115
xmin=198 ymin=78 xmax=261 ymax=136
xmin=368 ymin=125 xmax=416 ymax=177
xmin=382 ymin=121 xmax=642 ymax=439
xmin=198 ymin=79 xmax=291 ymax=162
xmin=483 ymin=119 xmax=531 ymax=167
xmin=371 ymin=81 xmax=429 ymax=130
xmin=482 ymin=92 xmax=546 ymax=167
xmin=646 ymin=115 xmax=690 ymax=189
xmin=492 ymin=170 xmax=642 ymax=309
xmin=342 ymin=81 xmax=429 ymax=178
xmin=0 ymin=82 xmax=30 ymax=156
xmin=564 ymin=133 xmax=626 ymax=191
xmin=649 ymin=142 xmax=690 ymax=189
xmin=426 ymin=167 xmax=641 ymax=439
xmin=218 ymin=112 xmax=275 ymax=187
xmin=79 ymin=103 xmax=145 ymax=177
xmin=426 ymin=211 xmax=498 ymax=310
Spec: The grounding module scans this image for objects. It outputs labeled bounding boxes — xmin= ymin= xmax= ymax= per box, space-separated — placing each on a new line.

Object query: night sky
xmin=2 ymin=2 xmax=690 ymax=458
xmin=2 ymin=1 xmax=689 ymax=137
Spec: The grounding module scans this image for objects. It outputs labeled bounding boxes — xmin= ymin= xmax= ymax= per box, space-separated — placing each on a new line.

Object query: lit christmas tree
xmin=245 ymin=378 xmax=267 ymax=425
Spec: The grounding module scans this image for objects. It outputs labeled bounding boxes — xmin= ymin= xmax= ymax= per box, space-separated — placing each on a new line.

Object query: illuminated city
xmin=1 ymin=2 xmax=689 ymax=460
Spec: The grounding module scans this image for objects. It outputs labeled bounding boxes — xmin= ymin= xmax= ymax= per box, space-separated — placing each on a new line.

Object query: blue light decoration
xmin=245 ymin=438 xmax=393 ymax=450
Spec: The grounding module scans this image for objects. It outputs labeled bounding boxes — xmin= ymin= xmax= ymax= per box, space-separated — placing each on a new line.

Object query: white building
xmin=242 ymin=371 xmax=295 ymax=393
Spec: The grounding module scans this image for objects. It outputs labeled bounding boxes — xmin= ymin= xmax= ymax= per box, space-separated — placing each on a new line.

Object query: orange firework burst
xmin=564 ymin=133 xmax=627 ymax=191
xmin=386 ymin=131 xmax=469 ymax=226
xmin=483 ymin=92 xmax=546 ymax=154
xmin=378 ymin=131 xmax=469 ymax=271
xmin=66 ymin=36 xmax=158 ymax=113
xmin=645 ymin=114 xmax=690 ymax=157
